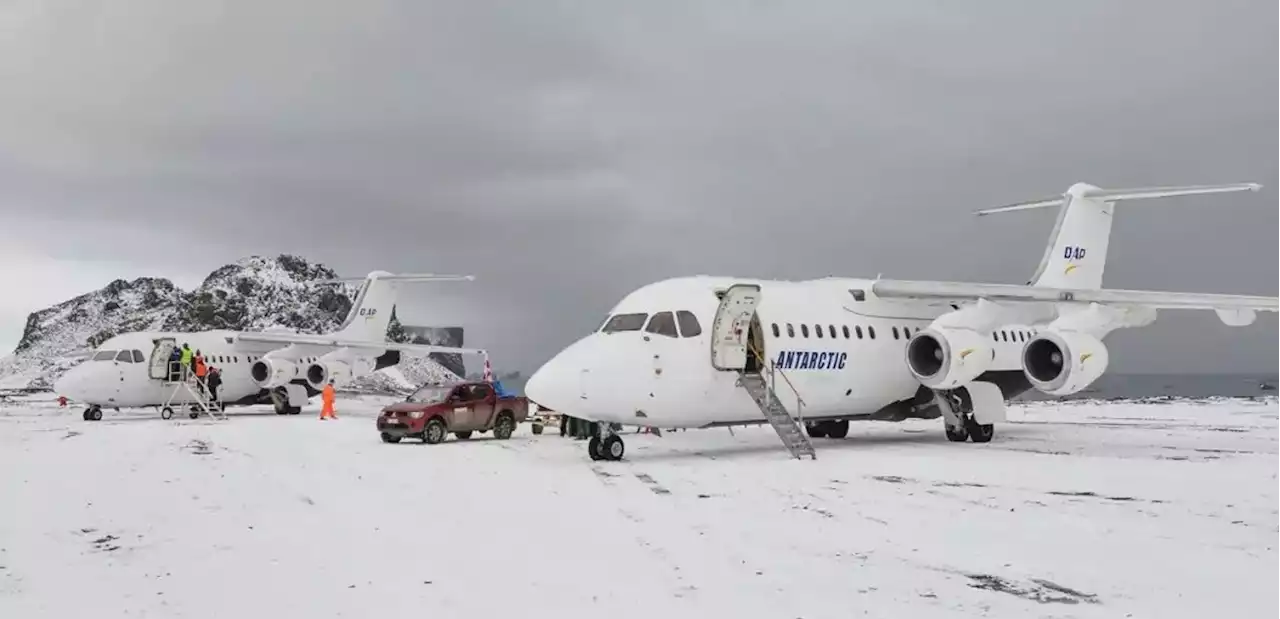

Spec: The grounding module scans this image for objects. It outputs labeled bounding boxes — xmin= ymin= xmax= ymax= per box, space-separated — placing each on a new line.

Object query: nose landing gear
xmin=588 ymin=424 xmax=626 ymax=461
xmin=82 ymin=405 xmax=103 ymax=421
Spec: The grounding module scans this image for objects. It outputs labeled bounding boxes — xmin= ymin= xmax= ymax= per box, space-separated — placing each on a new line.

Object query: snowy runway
xmin=1 ymin=395 xmax=1276 ymax=618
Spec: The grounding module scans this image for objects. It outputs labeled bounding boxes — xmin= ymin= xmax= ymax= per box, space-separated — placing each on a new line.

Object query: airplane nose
xmin=53 ymin=369 xmax=81 ymax=400
xmin=525 ymin=354 xmax=580 ymax=416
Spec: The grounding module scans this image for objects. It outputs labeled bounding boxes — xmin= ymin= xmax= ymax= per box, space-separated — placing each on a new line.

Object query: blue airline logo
xmin=775 ymin=350 xmax=847 ymax=370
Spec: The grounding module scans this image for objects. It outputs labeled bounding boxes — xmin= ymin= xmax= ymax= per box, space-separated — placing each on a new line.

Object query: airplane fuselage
xmin=528 ymin=276 xmax=1039 ymax=429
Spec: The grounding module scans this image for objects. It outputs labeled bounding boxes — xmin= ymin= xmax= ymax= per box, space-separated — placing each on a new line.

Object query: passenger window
xmin=676 ymin=311 xmax=702 ymax=337
xmin=786 ymin=323 xmax=795 ymax=337
xmin=868 ymin=326 xmax=877 ymax=339
xmin=132 ymin=350 xmax=145 ymax=363
xmin=892 ymin=327 xmax=899 ymax=340
xmin=115 ymin=350 xmax=133 ymax=363
xmin=849 ymin=289 xmax=866 ymax=301
xmin=828 ymin=325 xmax=836 ymax=339
xmin=855 ymin=326 xmax=864 ymax=339
xmin=842 ymin=325 xmax=850 ymax=339
xmin=814 ymin=324 xmax=823 ymax=338
xmin=992 ymin=332 xmax=999 ymax=341
xmin=801 ymin=324 xmax=810 ymax=338
xmin=93 ymin=350 xmax=117 ymax=361
xmin=602 ymin=313 xmax=648 ymax=333
xmin=644 ymin=312 xmax=679 ymax=338
xmin=771 ymin=323 xmax=780 ymax=338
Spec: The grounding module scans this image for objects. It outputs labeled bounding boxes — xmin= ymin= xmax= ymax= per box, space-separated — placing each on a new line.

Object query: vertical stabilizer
xmin=319 ymin=272 xmax=475 ymax=342
xmin=975 ymin=182 xmax=1261 ymax=291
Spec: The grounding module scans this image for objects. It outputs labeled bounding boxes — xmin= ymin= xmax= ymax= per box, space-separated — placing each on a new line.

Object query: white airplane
xmin=54 ymin=271 xmax=488 ymax=421
xmin=525 ymin=181 xmax=1279 ymax=461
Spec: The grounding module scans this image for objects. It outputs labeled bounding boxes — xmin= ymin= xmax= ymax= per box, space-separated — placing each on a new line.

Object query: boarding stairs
xmin=738 ymin=348 xmax=815 ymax=460
xmin=162 ymin=370 xmax=224 ymax=421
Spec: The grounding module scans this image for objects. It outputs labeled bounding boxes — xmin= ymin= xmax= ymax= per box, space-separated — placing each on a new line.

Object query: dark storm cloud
xmin=1 ymin=0 xmax=1275 ymax=373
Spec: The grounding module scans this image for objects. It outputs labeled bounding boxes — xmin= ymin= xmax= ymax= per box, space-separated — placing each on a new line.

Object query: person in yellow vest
xmin=320 ymin=379 xmax=337 ymax=420
xmin=179 ymin=343 xmax=193 ymax=380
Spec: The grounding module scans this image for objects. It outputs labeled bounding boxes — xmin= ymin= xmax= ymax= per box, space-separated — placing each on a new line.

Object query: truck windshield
xmin=406 ymin=385 xmax=453 ymax=403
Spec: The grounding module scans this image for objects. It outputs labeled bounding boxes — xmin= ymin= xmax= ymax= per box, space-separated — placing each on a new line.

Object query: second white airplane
xmin=525 ymin=181 xmax=1278 ymax=461
xmin=55 ymin=271 xmax=487 ymax=421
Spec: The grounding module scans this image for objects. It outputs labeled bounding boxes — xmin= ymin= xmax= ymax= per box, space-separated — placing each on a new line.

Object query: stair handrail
xmin=749 ymin=342 xmax=805 ymax=425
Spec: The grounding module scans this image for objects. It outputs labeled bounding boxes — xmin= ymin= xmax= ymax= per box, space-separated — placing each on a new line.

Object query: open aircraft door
xmin=710 ymin=284 xmax=761 ymax=371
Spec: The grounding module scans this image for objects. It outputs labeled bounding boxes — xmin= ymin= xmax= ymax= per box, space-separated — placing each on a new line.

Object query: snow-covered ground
xmin=1 ymin=395 xmax=1275 ymax=619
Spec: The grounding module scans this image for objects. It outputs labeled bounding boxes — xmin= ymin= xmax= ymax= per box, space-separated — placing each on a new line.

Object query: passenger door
xmin=710 ymin=284 xmax=762 ymax=371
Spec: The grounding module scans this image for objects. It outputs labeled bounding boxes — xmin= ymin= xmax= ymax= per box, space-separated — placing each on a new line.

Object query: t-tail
xmin=317 ymin=271 xmax=475 ymax=341
xmin=975 ymin=182 xmax=1261 ymax=290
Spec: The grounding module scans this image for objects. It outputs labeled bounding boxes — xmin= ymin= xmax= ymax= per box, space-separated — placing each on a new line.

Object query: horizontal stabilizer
xmin=975 ymin=182 xmax=1261 ymax=216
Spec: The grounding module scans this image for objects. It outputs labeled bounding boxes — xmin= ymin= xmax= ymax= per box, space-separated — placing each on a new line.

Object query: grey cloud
xmin=1 ymin=0 xmax=1275 ymax=373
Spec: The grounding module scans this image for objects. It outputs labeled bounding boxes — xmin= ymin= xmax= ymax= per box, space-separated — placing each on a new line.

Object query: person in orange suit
xmin=320 ymin=379 xmax=337 ymax=420
xmin=193 ymin=353 xmax=208 ymax=396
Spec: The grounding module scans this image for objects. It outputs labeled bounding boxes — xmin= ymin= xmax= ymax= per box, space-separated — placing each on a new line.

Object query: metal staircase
xmin=737 ymin=356 xmax=816 ymax=460
xmin=162 ymin=374 xmax=224 ymax=421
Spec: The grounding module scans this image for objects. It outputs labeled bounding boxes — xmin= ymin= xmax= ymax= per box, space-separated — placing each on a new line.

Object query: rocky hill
xmin=0 ymin=255 xmax=464 ymax=392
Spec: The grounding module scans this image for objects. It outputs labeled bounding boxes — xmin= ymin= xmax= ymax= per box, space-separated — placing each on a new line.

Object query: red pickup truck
xmin=376 ymin=381 xmax=530 ymax=444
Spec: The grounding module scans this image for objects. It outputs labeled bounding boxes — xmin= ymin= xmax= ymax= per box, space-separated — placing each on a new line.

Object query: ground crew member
xmin=167 ymin=347 xmax=182 ymax=382
xmin=193 ymin=353 xmax=208 ymax=395
xmin=179 ymin=344 xmax=193 ymax=379
xmin=320 ymin=379 xmax=337 ymax=420
xmin=206 ymin=367 xmax=222 ymax=408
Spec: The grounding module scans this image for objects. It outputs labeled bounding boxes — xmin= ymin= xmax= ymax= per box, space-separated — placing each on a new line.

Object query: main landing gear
xmin=82 ymin=405 xmax=103 ymax=421
xmin=588 ymin=424 xmax=625 ymax=461
xmin=937 ymin=389 xmax=995 ymax=444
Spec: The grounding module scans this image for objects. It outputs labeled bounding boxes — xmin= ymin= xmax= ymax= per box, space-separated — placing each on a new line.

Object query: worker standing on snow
xmin=320 ymin=379 xmax=337 ymax=420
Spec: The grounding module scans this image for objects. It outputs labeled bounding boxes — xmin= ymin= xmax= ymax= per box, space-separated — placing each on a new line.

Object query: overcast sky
xmin=0 ymin=0 xmax=1275 ymax=374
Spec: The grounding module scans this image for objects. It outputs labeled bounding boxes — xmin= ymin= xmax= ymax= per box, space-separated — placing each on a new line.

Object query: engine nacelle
xmin=250 ymin=357 xmax=299 ymax=389
xmin=905 ymin=327 xmax=995 ymax=389
xmin=305 ymin=355 xmax=374 ymax=390
xmin=1022 ymin=329 xmax=1109 ymax=396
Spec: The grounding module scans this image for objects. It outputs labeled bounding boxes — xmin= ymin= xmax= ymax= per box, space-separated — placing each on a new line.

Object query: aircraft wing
xmin=233 ymin=332 xmax=489 ymax=356
xmin=870 ymin=279 xmax=1279 ymax=311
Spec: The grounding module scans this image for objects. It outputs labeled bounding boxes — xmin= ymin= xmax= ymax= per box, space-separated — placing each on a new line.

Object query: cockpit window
xmin=114 ymin=350 xmax=134 ymax=363
xmin=644 ymin=312 xmax=679 ymax=338
xmin=601 ymin=313 xmax=648 ymax=333
xmin=131 ymin=350 xmax=145 ymax=363
xmin=676 ymin=311 xmax=702 ymax=337
xmin=93 ymin=350 xmax=117 ymax=361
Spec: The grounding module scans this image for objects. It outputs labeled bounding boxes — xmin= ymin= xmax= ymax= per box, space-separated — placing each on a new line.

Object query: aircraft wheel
xmin=82 ymin=407 xmax=91 ymax=421
xmin=189 ymin=411 xmax=200 ymax=420
xmin=88 ymin=406 xmax=103 ymax=421
xmin=531 ymin=424 xmax=544 ymax=435
xmin=587 ymin=436 xmax=604 ymax=461
xmin=966 ymin=418 xmax=995 ymax=443
xmin=288 ymin=406 xmax=301 ymax=415
xmin=161 ymin=406 xmax=174 ymax=420
xmin=826 ymin=420 xmax=849 ymax=439
xmin=602 ymin=435 xmax=625 ymax=461
xmin=805 ymin=422 xmax=828 ymax=439
xmin=945 ymin=424 xmax=968 ymax=442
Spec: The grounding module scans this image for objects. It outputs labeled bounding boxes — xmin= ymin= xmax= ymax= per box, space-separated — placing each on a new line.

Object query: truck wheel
xmin=454 ymin=431 xmax=472 ymax=440
xmin=422 ymin=418 xmax=447 ymax=444
xmin=493 ymin=412 xmax=515 ymax=440
xmin=380 ymin=432 xmax=401 ymax=444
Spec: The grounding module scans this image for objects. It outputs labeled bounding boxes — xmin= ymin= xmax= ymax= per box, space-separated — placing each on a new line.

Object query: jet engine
xmin=905 ymin=327 xmax=995 ymax=389
xmin=1021 ymin=329 xmax=1109 ymax=396
xmin=305 ymin=354 xmax=374 ymax=390
xmin=250 ymin=357 xmax=300 ymax=389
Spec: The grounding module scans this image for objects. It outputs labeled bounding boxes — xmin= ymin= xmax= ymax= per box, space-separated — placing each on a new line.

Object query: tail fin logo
xmin=1063 ymin=246 xmax=1086 ymax=275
